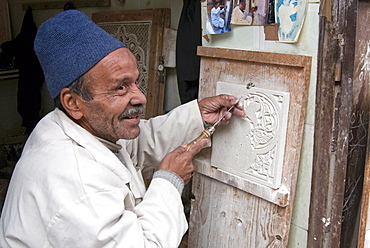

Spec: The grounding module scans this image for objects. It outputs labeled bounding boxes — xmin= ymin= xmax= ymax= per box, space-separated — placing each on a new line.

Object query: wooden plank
xmin=340 ymin=0 xmax=370 ymax=246
xmin=308 ymin=0 xmax=370 ymax=246
xmin=308 ymin=14 xmax=344 ymax=247
xmin=190 ymin=171 xmax=288 ymax=247
xmin=197 ymin=46 xmax=311 ymax=68
xmin=358 ymin=121 xmax=370 ymax=248
xmin=190 ymin=47 xmax=311 ymax=247
xmin=22 ymin=0 xmax=110 ymax=10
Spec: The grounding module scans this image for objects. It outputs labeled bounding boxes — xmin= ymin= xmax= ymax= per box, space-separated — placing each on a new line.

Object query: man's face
xmin=240 ymin=1 xmax=246 ymax=9
xmin=77 ymin=48 xmax=147 ymax=142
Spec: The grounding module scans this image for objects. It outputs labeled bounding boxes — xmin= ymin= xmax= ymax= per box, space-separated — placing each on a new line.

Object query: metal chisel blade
xmin=212 ymin=97 xmax=242 ymax=127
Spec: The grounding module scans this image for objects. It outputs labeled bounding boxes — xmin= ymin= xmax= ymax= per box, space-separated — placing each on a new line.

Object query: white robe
xmin=0 ymin=100 xmax=204 ymax=248
xmin=231 ymin=6 xmax=252 ymax=25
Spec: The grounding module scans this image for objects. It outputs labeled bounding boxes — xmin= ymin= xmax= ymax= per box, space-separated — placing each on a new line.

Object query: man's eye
xmin=118 ymin=83 xmax=127 ymax=90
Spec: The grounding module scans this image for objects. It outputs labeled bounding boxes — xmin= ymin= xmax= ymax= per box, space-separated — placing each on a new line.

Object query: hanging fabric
xmin=176 ymin=0 xmax=202 ymax=104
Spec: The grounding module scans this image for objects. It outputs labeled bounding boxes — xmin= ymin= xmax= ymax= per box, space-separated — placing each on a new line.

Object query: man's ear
xmin=60 ymin=88 xmax=84 ymax=120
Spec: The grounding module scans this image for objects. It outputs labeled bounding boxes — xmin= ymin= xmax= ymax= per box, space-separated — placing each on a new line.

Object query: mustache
xmin=119 ymin=105 xmax=145 ymax=119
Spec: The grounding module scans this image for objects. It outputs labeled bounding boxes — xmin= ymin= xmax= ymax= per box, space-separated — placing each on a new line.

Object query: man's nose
xmin=130 ymin=87 xmax=147 ymax=106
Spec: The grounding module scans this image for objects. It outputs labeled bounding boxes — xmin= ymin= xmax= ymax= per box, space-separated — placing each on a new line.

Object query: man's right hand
xmin=158 ymin=139 xmax=209 ymax=185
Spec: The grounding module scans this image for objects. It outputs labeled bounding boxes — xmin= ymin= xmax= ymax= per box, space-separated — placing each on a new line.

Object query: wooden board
xmin=308 ymin=0 xmax=370 ymax=246
xmin=189 ymin=46 xmax=311 ymax=247
xmin=92 ymin=9 xmax=170 ymax=119
xmin=351 ymin=1 xmax=370 ymax=247
xmin=359 ymin=120 xmax=370 ymax=248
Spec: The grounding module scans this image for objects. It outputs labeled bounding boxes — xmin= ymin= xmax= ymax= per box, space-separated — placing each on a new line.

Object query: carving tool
xmin=186 ymin=98 xmax=242 ymax=151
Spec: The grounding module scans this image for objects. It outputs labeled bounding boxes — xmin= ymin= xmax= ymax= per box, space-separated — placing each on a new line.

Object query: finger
xmin=231 ymin=107 xmax=245 ymax=118
xmin=224 ymin=112 xmax=232 ymax=120
xmin=171 ymin=144 xmax=187 ymax=155
xmin=184 ymin=172 xmax=194 ymax=185
xmin=184 ymin=176 xmax=192 ymax=185
xmin=199 ymin=94 xmax=242 ymax=124
xmin=219 ymin=118 xmax=230 ymax=126
xmin=219 ymin=94 xmax=237 ymax=101
xmin=216 ymin=113 xmax=231 ymax=126
xmin=187 ymin=138 xmax=209 ymax=154
xmin=220 ymin=95 xmax=244 ymax=118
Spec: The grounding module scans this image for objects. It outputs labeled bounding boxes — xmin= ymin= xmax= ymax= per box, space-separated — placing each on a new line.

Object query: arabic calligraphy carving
xmin=212 ymin=82 xmax=290 ymax=189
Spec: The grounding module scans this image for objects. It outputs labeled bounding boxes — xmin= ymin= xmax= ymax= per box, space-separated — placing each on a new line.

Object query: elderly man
xmin=211 ymin=1 xmax=227 ymax=33
xmin=0 ymin=10 xmax=244 ymax=248
xmin=231 ymin=0 xmax=252 ymax=25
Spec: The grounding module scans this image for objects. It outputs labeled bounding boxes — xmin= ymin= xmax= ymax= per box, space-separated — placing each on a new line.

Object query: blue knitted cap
xmin=34 ymin=10 xmax=127 ymax=99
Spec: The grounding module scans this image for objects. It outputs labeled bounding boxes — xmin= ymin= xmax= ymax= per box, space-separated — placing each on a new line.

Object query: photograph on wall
xmin=275 ymin=0 xmax=308 ymax=43
xmin=231 ymin=0 xmax=274 ymax=26
xmin=205 ymin=0 xmax=232 ymax=34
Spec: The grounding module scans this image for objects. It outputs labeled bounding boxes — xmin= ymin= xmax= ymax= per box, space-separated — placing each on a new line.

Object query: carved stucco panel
xmin=211 ymin=81 xmax=290 ymax=189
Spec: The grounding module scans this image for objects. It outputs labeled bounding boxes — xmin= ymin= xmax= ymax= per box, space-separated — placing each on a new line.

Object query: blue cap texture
xmin=34 ymin=10 xmax=127 ymax=99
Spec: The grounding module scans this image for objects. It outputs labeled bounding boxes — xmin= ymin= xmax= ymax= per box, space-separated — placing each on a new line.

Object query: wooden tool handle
xmin=186 ymin=129 xmax=212 ymax=151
